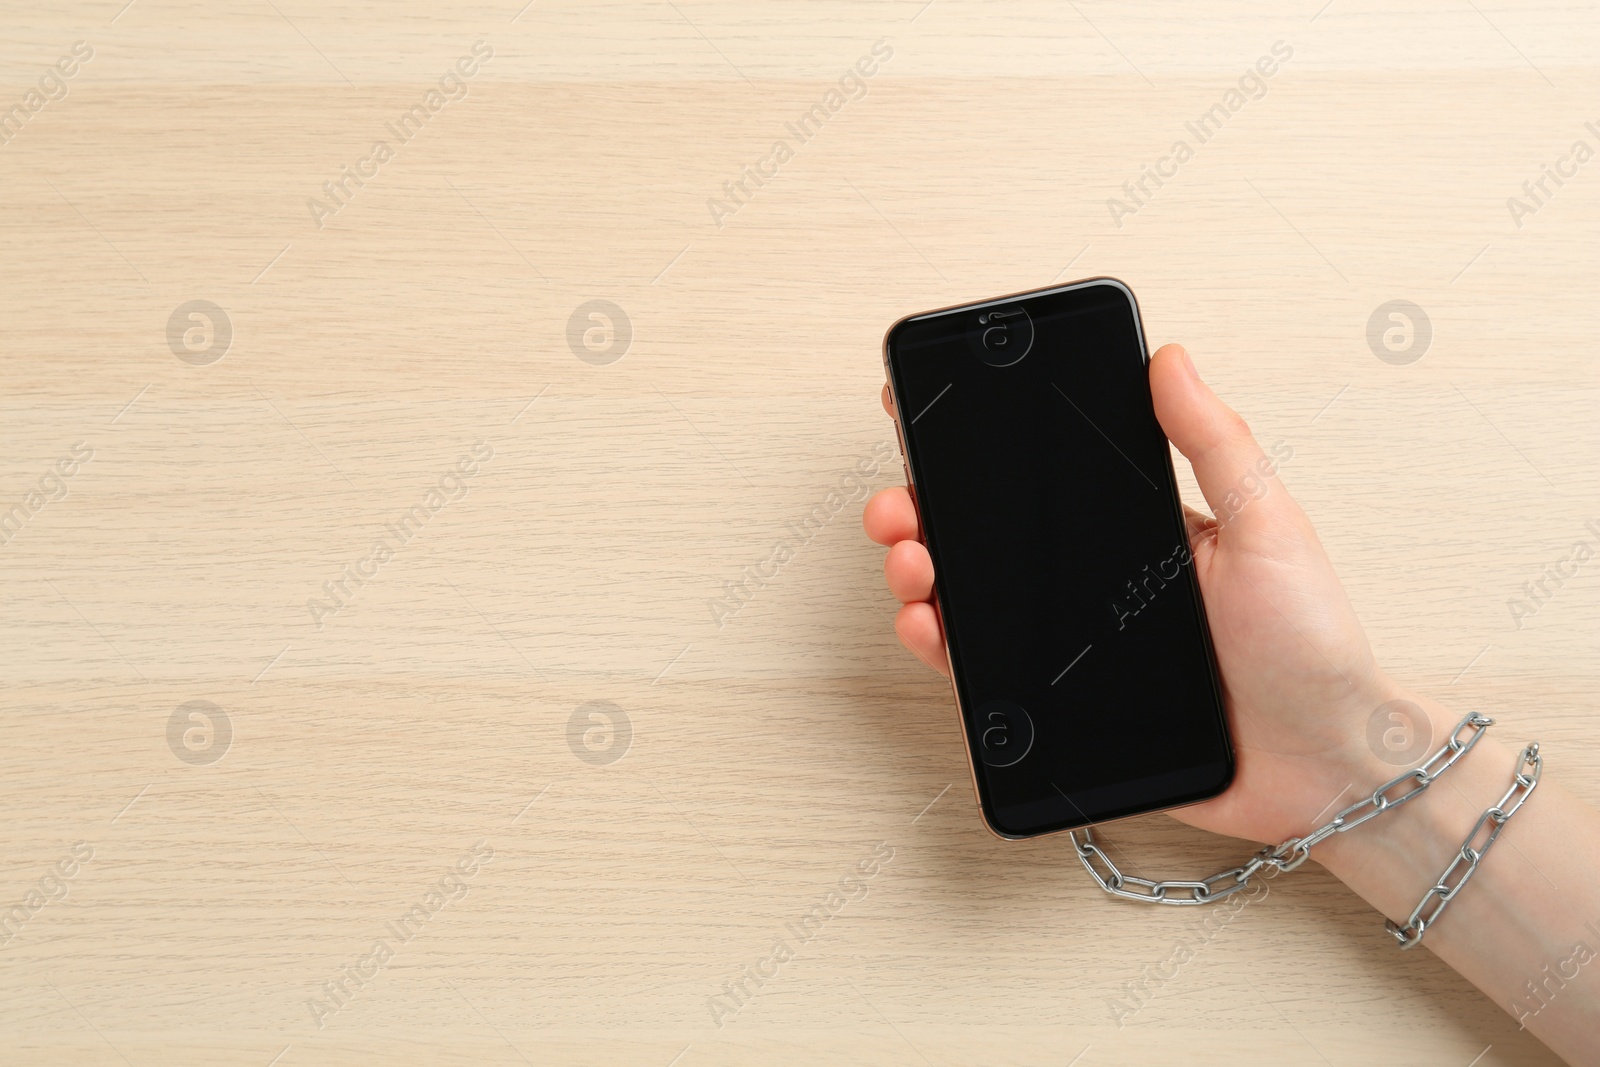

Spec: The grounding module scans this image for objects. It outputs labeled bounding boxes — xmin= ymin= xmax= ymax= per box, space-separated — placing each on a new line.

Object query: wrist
xmin=1306 ymin=698 xmax=1600 ymax=1062
xmin=1314 ymin=691 xmax=1519 ymax=906
xmin=1329 ymin=673 xmax=1447 ymax=786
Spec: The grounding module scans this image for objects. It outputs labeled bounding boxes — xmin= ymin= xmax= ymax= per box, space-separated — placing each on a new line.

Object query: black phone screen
xmin=885 ymin=279 xmax=1232 ymax=838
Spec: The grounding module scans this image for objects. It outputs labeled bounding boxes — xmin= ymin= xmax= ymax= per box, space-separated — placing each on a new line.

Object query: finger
xmin=1149 ymin=344 xmax=1294 ymax=531
xmin=895 ymin=600 xmax=949 ymax=675
xmin=863 ymin=485 xmax=920 ymax=546
xmin=885 ymin=539 xmax=935 ymax=603
xmin=1182 ymin=503 xmax=1217 ymax=539
xmin=1180 ymin=503 xmax=1221 ymax=567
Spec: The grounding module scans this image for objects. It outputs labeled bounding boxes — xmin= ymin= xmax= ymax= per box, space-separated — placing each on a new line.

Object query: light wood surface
xmin=3 ymin=2 xmax=1599 ymax=1063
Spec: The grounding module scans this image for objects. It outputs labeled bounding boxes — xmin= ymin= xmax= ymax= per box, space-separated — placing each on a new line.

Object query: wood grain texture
xmin=2 ymin=1 xmax=1597 ymax=1063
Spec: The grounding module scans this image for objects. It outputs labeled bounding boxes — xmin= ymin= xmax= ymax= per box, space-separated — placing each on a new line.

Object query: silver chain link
xmin=1386 ymin=739 xmax=1542 ymax=948
xmin=1070 ymin=713 xmax=1496 ymax=918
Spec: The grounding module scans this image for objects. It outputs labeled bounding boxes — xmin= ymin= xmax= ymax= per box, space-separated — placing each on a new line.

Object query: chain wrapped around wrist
xmin=1385 ymin=739 xmax=1542 ymax=948
xmin=1069 ymin=712 xmax=1539 ymax=947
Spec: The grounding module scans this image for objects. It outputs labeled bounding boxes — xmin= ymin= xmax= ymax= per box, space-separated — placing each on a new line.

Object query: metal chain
xmin=1069 ymin=712 xmax=1494 ymax=911
xmin=1386 ymin=739 xmax=1542 ymax=948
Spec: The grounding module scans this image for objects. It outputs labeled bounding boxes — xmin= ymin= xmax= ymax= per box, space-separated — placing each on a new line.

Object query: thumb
xmin=1149 ymin=344 xmax=1287 ymax=529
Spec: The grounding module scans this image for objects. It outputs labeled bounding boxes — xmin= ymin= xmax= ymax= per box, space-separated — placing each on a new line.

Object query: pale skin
xmin=866 ymin=343 xmax=1600 ymax=1064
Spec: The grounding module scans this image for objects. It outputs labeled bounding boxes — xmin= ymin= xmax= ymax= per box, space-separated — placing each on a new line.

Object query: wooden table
xmin=3 ymin=2 xmax=1596 ymax=1063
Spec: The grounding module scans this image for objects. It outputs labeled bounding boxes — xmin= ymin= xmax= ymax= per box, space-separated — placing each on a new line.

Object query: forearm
xmin=1317 ymin=690 xmax=1600 ymax=1065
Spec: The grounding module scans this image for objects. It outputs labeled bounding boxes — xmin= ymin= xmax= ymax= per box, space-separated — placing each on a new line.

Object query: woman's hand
xmin=864 ymin=343 xmax=1426 ymax=846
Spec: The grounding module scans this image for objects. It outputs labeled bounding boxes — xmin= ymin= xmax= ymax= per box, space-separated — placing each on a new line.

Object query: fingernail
xmin=1178 ymin=346 xmax=1201 ymax=382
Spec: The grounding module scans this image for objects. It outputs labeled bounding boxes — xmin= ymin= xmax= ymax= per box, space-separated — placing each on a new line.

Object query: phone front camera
xmin=968 ymin=305 xmax=1034 ymax=367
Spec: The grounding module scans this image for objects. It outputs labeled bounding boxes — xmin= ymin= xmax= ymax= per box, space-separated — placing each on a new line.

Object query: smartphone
xmin=882 ymin=278 xmax=1233 ymax=839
